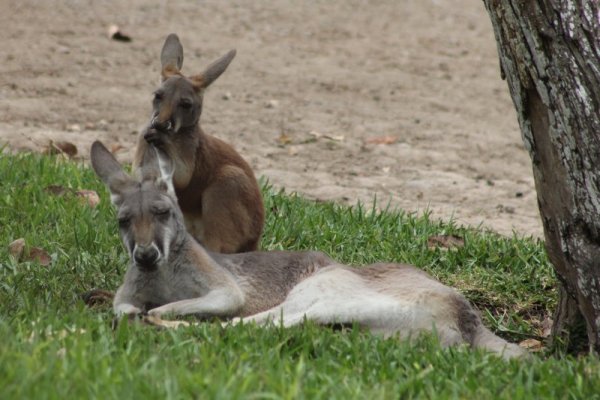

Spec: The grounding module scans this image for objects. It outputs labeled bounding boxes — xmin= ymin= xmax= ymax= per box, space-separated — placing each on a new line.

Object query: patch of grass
xmin=0 ymin=151 xmax=597 ymax=399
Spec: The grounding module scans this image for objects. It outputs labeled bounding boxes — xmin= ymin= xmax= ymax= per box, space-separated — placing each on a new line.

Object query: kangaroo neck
xmin=169 ymin=222 xmax=189 ymax=265
xmin=190 ymin=125 xmax=216 ymax=178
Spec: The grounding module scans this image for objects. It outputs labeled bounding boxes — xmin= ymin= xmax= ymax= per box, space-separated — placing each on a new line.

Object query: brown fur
xmin=134 ymin=33 xmax=264 ymax=254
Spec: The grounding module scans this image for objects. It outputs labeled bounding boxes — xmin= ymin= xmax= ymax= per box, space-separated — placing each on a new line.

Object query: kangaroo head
xmin=90 ymin=141 xmax=185 ymax=270
xmin=145 ymin=33 xmax=236 ymax=141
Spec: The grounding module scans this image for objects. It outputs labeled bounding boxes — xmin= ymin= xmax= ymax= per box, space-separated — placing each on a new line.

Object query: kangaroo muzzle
xmin=133 ymin=243 xmax=161 ymax=269
xmin=150 ymin=116 xmax=173 ymax=132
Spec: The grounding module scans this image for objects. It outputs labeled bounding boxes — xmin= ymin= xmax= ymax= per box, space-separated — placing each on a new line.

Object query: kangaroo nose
xmin=133 ymin=244 xmax=160 ymax=268
xmin=150 ymin=116 xmax=173 ymax=132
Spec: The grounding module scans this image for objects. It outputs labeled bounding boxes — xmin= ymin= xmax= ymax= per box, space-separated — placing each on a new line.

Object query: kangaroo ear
xmin=152 ymin=146 xmax=176 ymax=198
xmin=90 ymin=141 xmax=134 ymax=205
xmin=161 ymin=33 xmax=184 ymax=81
xmin=190 ymin=49 xmax=236 ymax=91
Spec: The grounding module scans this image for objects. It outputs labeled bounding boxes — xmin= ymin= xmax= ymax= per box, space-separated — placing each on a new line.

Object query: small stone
xmin=265 ymin=99 xmax=279 ymax=109
xmin=97 ymin=119 xmax=109 ymax=130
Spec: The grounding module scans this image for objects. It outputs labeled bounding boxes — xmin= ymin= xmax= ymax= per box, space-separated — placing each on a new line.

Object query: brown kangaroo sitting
xmin=134 ymin=33 xmax=264 ymax=253
xmin=91 ymin=140 xmax=527 ymax=360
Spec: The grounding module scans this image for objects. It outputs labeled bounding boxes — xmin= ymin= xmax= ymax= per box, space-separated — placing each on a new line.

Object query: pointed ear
xmin=152 ymin=146 xmax=176 ymax=198
xmin=190 ymin=49 xmax=236 ymax=91
xmin=161 ymin=33 xmax=184 ymax=81
xmin=90 ymin=141 xmax=134 ymax=205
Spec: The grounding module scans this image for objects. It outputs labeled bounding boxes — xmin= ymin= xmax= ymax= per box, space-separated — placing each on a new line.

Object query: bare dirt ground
xmin=0 ymin=0 xmax=542 ymax=237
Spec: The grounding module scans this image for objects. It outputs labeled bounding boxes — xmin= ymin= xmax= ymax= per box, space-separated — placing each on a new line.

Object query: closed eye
xmin=118 ymin=216 xmax=131 ymax=227
xmin=152 ymin=208 xmax=170 ymax=216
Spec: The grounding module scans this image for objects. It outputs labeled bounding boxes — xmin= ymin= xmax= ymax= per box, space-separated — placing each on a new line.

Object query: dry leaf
xmin=541 ymin=316 xmax=553 ymax=338
xmin=327 ymin=134 xmax=345 ymax=142
xmin=81 ymin=289 xmax=114 ymax=307
xmin=277 ymin=133 xmax=293 ymax=145
xmin=68 ymin=124 xmax=81 ymax=132
xmin=55 ymin=141 xmax=77 ymax=157
xmin=287 ymin=146 xmax=299 ymax=156
xmin=46 ymin=141 xmax=77 ymax=157
xmin=108 ymin=24 xmax=132 ymax=42
xmin=143 ymin=315 xmax=192 ymax=329
xmin=9 ymin=239 xmax=51 ymax=266
xmin=8 ymin=238 xmax=26 ymax=260
xmin=28 ymin=327 xmax=87 ymax=343
xmin=76 ymin=190 xmax=100 ymax=208
xmin=427 ymin=234 xmax=465 ymax=250
xmin=519 ymin=338 xmax=544 ymax=351
xmin=45 ymin=185 xmax=99 ymax=207
xmin=110 ymin=143 xmax=124 ymax=154
xmin=365 ymin=135 xmax=398 ymax=145
xmin=308 ymin=131 xmax=345 ymax=142
xmin=28 ymin=247 xmax=51 ymax=266
xmin=265 ymin=99 xmax=279 ymax=109
xmin=44 ymin=185 xmax=71 ymax=196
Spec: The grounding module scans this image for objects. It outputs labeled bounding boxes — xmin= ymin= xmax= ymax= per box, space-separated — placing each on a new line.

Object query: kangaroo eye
xmin=179 ymin=100 xmax=192 ymax=109
xmin=153 ymin=92 xmax=163 ymax=102
xmin=153 ymin=208 xmax=170 ymax=216
xmin=118 ymin=217 xmax=131 ymax=227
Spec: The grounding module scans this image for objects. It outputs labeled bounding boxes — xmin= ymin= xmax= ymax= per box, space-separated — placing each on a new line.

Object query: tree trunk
xmin=482 ymin=1 xmax=600 ymax=352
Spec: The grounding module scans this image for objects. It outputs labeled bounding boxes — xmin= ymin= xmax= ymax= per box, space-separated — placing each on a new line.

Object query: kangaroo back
xmin=211 ymin=250 xmax=334 ymax=316
xmin=133 ymin=33 xmax=264 ymax=254
xmin=235 ymin=263 xmax=528 ymax=360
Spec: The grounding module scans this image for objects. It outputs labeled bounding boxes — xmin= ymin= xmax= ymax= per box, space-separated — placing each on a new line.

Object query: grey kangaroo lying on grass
xmin=134 ymin=33 xmax=264 ymax=253
xmin=91 ymin=140 xmax=527 ymax=360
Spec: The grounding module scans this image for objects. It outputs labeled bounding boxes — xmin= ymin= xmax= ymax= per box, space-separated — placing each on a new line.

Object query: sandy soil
xmin=0 ymin=0 xmax=542 ymax=237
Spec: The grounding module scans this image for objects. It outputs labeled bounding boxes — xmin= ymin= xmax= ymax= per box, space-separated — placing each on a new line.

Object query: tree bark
xmin=482 ymin=0 xmax=600 ymax=352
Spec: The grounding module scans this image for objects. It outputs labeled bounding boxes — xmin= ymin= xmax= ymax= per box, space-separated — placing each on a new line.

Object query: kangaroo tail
xmin=454 ymin=295 xmax=528 ymax=360
xmin=471 ymin=325 xmax=529 ymax=360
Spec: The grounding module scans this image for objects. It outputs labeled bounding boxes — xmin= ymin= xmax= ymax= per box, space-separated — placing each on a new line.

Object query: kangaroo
xmin=133 ymin=33 xmax=264 ymax=253
xmin=91 ymin=140 xmax=527 ymax=360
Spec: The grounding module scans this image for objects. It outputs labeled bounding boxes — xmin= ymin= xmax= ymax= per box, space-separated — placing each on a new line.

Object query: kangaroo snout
xmin=150 ymin=116 xmax=173 ymax=133
xmin=133 ymin=243 xmax=161 ymax=269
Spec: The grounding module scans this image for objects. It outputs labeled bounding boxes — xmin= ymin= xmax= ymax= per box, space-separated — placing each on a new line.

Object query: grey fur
xmin=161 ymin=33 xmax=184 ymax=71
xmin=91 ymin=140 xmax=528 ymax=359
xmin=194 ymin=49 xmax=236 ymax=89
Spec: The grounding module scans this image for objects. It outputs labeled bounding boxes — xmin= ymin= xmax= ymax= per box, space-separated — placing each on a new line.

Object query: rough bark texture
xmin=482 ymin=0 xmax=600 ymax=352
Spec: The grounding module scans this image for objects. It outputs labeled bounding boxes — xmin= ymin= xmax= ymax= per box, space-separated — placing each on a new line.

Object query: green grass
xmin=0 ymin=151 xmax=598 ymax=399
